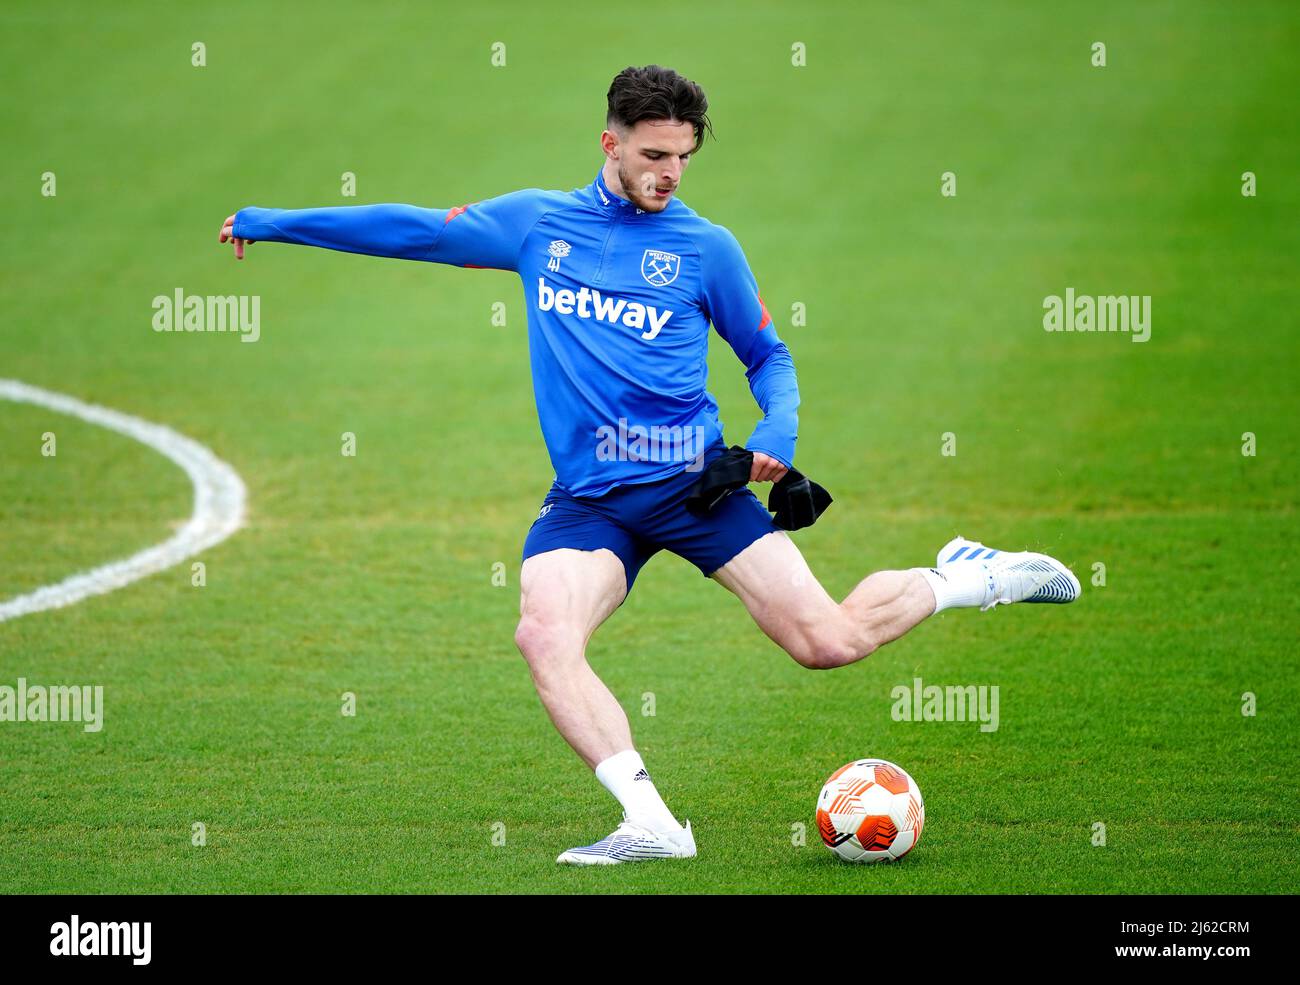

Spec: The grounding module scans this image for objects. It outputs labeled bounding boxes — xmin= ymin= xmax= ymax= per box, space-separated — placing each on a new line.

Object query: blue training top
xmin=234 ymin=168 xmax=800 ymax=497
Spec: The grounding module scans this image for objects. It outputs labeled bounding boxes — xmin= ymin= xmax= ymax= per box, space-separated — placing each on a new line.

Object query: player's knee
xmin=513 ymin=616 xmax=548 ymax=661
xmin=789 ymin=629 xmax=863 ymax=670
xmin=513 ymin=614 xmax=579 ymax=669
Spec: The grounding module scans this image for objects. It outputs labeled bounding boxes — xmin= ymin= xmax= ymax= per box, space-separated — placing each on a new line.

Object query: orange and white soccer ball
xmin=817 ymin=758 xmax=925 ymax=862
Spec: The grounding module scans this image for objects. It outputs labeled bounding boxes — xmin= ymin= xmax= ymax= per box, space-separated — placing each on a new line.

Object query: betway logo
xmin=536 ymin=278 xmax=672 ymax=340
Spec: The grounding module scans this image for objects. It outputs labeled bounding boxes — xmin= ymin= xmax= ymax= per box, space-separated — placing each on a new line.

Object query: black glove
xmin=769 ymin=467 xmax=834 ymax=531
xmin=685 ymin=446 xmax=832 ymax=531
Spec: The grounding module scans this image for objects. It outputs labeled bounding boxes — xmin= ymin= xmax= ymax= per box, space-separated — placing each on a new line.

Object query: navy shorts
xmin=522 ymin=445 xmax=780 ymax=594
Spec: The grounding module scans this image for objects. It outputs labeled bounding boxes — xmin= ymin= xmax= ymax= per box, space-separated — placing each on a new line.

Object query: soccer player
xmin=219 ymin=65 xmax=1080 ymax=865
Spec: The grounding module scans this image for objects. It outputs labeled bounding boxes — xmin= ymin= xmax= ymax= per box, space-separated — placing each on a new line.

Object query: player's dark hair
xmin=606 ymin=65 xmax=714 ymax=154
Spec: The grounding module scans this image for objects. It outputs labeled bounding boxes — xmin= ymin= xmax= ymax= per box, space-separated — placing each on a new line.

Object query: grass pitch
xmin=1 ymin=0 xmax=1297 ymax=893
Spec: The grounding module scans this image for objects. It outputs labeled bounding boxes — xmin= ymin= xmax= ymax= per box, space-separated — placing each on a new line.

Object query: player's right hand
xmin=218 ymin=213 xmax=255 ymax=260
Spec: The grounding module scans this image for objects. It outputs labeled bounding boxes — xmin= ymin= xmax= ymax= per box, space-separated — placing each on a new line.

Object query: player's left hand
xmin=750 ymin=452 xmax=788 ymax=484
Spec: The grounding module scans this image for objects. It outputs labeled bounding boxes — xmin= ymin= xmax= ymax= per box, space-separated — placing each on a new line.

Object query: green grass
xmin=1 ymin=0 xmax=1297 ymax=893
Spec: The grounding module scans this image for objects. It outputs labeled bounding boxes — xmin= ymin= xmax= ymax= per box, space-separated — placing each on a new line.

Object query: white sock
xmin=915 ymin=565 xmax=990 ymax=612
xmin=594 ymin=749 xmax=680 ymax=832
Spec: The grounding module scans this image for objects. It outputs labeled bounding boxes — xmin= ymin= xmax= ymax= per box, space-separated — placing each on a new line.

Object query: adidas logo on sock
xmin=632 ymin=769 xmax=650 ymax=782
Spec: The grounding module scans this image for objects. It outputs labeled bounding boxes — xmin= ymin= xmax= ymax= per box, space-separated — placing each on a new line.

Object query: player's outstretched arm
xmin=703 ymin=225 xmax=800 ymax=483
xmin=216 ymin=189 xmax=551 ymax=271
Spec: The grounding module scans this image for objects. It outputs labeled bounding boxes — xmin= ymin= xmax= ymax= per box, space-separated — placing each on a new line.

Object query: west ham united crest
xmin=641 ymin=249 xmax=681 ymax=287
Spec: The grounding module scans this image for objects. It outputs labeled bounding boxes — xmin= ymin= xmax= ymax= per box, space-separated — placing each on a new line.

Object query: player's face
xmin=610 ymin=119 xmax=695 ymax=212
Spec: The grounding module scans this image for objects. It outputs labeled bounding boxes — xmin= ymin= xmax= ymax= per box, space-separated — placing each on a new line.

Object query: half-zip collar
xmin=591 ymin=168 xmax=680 ymax=218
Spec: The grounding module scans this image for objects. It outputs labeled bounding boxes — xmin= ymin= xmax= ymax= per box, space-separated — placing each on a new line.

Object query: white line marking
xmin=0 ymin=379 xmax=247 ymax=622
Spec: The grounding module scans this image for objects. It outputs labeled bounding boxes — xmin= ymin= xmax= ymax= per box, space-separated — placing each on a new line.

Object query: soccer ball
xmin=817 ymin=758 xmax=925 ymax=862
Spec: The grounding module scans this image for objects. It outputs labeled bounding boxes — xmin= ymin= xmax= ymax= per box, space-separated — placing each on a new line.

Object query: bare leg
xmin=514 ymin=547 xmax=633 ymax=768
xmin=711 ymin=531 xmax=936 ymax=669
